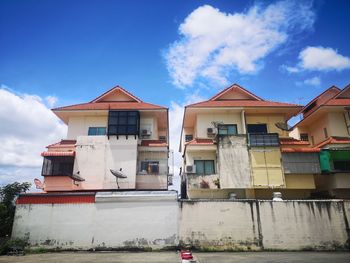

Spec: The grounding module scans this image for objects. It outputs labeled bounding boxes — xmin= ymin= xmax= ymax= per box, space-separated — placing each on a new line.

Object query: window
xmin=300 ymin=133 xmax=309 ymax=141
xmin=42 ymin=157 xmax=74 ymax=176
xmin=108 ymin=111 xmax=140 ymax=136
xmin=140 ymin=161 xmax=159 ymax=174
xmin=323 ymin=127 xmax=328 ymax=138
xmin=185 ymin=134 xmax=193 ymax=142
xmin=194 ymin=160 xmax=215 ymax=175
xmin=247 ymin=124 xmax=267 ymax=134
xmin=88 ymin=127 xmax=106 ymax=136
xmin=218 ymin=124 xmax=237 ymax=136
xmin=303 ymin=101 xmax=317 ymax=114
xmin=333 ymin=161 xmax=350 ymax=171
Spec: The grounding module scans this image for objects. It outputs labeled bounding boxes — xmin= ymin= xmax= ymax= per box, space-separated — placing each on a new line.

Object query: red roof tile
xmin=187 ymin=100 xmax=301 ymax=108
xmin=185 ymin=138 xmax=215 ymax=146
xmin=313 ymin=136 xmax=350 ymax=149
xmin=281 ymin=148 xmax=320 ymax=153
xmin=41 ymin=151 xmax=75 ymax=157
xmin=53 ymin=101 xmax=167 ymax=111
xmin=140 ymin=140 xmax=168 ymax=147
xmin=325 ymin=98 xmax=350 ymax=106
xmin=279 ymin=138 xmax=310 ymax=145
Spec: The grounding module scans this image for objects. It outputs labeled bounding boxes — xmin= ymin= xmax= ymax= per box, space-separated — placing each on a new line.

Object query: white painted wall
xmin=180 ymin=200 xmax=350 ymax=251
xmin=67 ymin=116 xmax=108 ymax=139
xmin=12 ymin=198 xmax=350 ymax=251
xmin=12 ymin=192 xmax=179 ymax=250
xmin=75 ymin=136 xmax=138 ymax=189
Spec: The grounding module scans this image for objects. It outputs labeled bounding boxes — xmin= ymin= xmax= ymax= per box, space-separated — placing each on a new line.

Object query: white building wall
xmin=67 ymin=116 xmax=108 ymax=139
xmin=75 ymin=136 xmax=138 ymax=189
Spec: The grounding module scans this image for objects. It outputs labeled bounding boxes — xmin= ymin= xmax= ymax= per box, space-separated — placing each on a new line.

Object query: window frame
xmin=300 ymin=133 xmax=309 ymax=142
xmin=247 ymin=124 xmax=268 ymax=134
xmin=88 ymin=127 xmax=107 ymax=136
xmin=108 ymin=110 xmax=140 ymax=136
xmin=217 ymin=124 xmax=238 ymax=136
xmin=194 ymin=160 xmax=215 ymax=175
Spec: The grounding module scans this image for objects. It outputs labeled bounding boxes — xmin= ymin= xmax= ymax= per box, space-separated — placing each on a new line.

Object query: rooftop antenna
xmin=110 ymin=168 xmax=127 ymax=189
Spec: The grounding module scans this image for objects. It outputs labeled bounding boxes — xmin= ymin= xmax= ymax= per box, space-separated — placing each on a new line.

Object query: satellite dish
xmin=275 ymin=122 xmax=292 ymax=131
xmin=110 ymin=168 xmax=127 ymax=189
xmin=110 ymin=168 xmax=127 ymax=179
xmin=69 ymin=173 xmax=85 ymax=182
xmin=34 ymin=178 xmax=44 ymax=189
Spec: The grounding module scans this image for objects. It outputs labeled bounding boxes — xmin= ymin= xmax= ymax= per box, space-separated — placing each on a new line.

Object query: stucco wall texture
xmin=12 ymin=198 xmax=350 ymax=251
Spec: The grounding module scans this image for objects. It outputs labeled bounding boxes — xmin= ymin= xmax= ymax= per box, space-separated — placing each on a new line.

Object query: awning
xmin=41 ymin=151 xmax=75 ymax=157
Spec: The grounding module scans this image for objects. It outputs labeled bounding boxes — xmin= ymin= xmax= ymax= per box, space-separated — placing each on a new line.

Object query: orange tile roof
xmin=279 ymin=138 xmax=310 ymax=145
xmin=53 ymin=101 xmax=166 ymax=111
xmin=185 ymin=138 xmax=215 ymax=145
xmin=140 ymin=140 xmax=168 ymax=147
xmin=281 ymin=148 xmax=320 ymax=153
xmin=187 ymin=100 xmax=301 ymax=108
xmin=313 ymin=136 xmax=350 ymax=149
xmin=41 ymin=151 xmax=75 ymax=157
xmin=325 ymin=98 xmax=350 ymax=106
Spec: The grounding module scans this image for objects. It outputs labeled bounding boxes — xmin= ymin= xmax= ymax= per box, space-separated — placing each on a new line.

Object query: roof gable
xmin=91 ymin=86 xmax=142 ymax=103
xmin=300 ymin=86 xmax=340 ymax=116
xmin=210 ymin=84 xmax=262 ymax=101
xmin=334 ymin=84 xmax=350 ymax=99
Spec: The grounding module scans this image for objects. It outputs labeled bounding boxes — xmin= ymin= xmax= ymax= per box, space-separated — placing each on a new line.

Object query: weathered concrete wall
xmin=180 ymin=200 xmax=350 ymax=251
xmin=12 ymin=196 xmax=350 ymax=251
xmin=12 ymin=192 xmax=179 ymax=250
xmin=179 ymin=200 xmax=261 ymax=250
xmin=217 ymin=136 xmax=252 ymax=188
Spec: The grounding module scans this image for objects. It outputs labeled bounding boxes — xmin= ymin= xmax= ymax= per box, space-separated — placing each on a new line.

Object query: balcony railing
xmin=248 ymin=133 xmax=279 ymax=147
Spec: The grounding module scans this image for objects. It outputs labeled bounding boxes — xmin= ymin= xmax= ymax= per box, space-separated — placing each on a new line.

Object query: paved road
xmin=0 ymin=251 xmax=349 ymax=263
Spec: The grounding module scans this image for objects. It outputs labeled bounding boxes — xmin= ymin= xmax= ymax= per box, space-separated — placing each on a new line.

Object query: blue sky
xmin=1 ymin=0 xmax=350 ymax=186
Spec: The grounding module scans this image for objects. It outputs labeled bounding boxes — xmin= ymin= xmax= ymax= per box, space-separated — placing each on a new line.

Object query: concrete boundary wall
xmin=12 ymin=194 xmax=350 ymax=251
xmin=179 ymin=200 xmax=350 ymax=251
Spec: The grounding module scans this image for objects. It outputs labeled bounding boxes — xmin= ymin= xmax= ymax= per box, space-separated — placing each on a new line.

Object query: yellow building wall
xmin=196 ymin=112 xmax=243 ymax=138
xmin=327 ymin=112 xmax=349 ymax=137
xmin=285 ymin=174 xmax=315 ymax=189
xmin=250 ymin=147 xmax=285 ymax=188
xmin=245 ymin=115 xmax=288 ymax=137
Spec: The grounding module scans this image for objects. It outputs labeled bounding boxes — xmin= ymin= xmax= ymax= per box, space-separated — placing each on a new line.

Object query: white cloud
xmin=165 ymin=1 xmax=315 ymax=88
xmin=0 ymin=85 xmax=67 ymax=185
xmin=286 ymin=46 xmax=350 ymax=72
xmin=304 ymin=76 xmax=321 ymax=86
xmin=169 ymin=93 xmax=204 ymax=190
xmin=45 ymin=95 xmax=58 ymax=107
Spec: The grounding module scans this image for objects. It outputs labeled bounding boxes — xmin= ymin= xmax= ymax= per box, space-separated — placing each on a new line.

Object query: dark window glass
xmin=247 ymin=124 xmax=268 ymax=133
xmin=42 ymin=157 xmax=74 ymax=176
xmin=300 ymin=133 xmax=309 ymax=141
xmin=194 ymin=160 xmax=215 ymax=175
xmin=185 ymin=134 xmax=193 ymax=142
xmin=108 ymin=111 xmax=140 ymax=136
xmin=218 ymin=124 xmax=237 ymax=135
xmin=333 ymin=161 xmax=350 ymax=171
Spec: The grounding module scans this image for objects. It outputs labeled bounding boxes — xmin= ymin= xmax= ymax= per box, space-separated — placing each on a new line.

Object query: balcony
xmin=248 ymin=133 xmax=279 ymax=147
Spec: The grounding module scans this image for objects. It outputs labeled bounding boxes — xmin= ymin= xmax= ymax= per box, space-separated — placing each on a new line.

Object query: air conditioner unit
xmin=141 ymin=129 xmax=152 ymax=136
xmin=207 ymin=128 xmax=215 ymax=135
xmin=185 ymin=165 xmax=196 ymax=174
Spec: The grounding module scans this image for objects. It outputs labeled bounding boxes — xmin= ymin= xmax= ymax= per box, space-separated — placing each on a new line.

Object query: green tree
xmin=0 ymin=182 xmax=31 ymax=237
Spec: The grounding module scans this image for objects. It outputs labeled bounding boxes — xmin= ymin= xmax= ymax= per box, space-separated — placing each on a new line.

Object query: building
xmin=39 ymin=86 xmax=170 ymax=192
xmin=290 ymin=84 xmax=350 ymax=198
xmin=180 ymin=83 xmax=322 ymax=199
